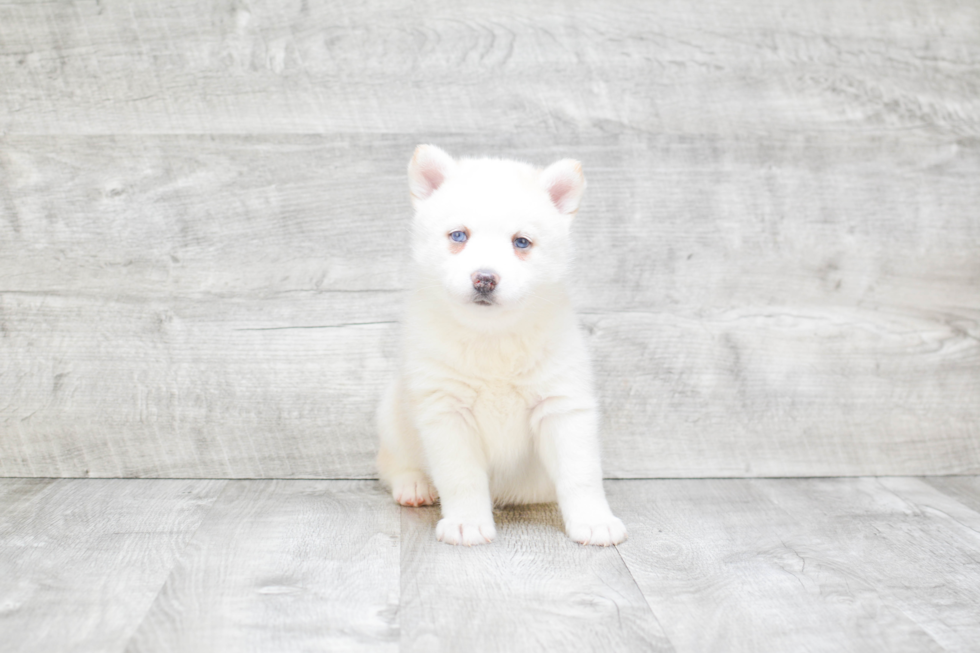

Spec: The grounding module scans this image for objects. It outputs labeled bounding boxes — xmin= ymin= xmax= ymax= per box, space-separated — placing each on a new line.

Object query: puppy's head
xmin=407 ymin=145 xmax=585 ymax=325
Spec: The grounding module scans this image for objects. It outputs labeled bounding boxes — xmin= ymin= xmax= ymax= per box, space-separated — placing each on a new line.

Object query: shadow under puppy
xmin=377 ymin=145 xmax=626 ymax=547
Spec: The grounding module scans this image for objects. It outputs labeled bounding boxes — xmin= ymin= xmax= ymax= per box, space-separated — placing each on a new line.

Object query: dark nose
xmin=471 ymin=270 xmax=499 ymax=294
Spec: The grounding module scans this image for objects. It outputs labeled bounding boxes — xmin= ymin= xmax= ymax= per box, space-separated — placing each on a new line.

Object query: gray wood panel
xmin=2 ymin=0 xmax=979 ymax=479
xmin=0 ymin=0 xmax=977 ymax=136
xmin=609 ymin=478 xmax=980 ymax=652
xmin=398 ymin=502 xmax=672 ymax=652
xmin=124 ymin=480 xmax=400 ymax=653
xmin=0 ymin=291 xmax=395 ymax=478
xmin=1 ymin=133 xmax=977 ymax=477
xmin=0 ymin=478 xmax=225 ymax=653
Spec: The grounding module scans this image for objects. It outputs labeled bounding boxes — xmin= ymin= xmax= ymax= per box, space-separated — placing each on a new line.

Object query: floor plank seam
xmin=116 ymin=479 xmax=231 ymax=653
xmin=614 ymin=543 xmax=677 ymax=652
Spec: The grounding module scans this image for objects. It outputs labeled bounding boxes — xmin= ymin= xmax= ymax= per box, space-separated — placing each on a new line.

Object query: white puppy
xmin=376 ymin=145 xmax=626 ymax=547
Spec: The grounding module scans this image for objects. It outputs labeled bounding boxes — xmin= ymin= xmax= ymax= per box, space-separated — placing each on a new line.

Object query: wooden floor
xmin=2 ymin=477 xmax=979 ymax=652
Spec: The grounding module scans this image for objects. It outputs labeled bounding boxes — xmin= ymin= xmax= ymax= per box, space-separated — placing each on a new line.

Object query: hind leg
xmin=378 ymin=448 xmax=438 ymax=507
xmin=376 ymin=380 xmax=438 ymax=507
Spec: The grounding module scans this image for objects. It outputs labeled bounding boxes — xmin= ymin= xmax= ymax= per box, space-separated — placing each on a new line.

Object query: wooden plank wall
xmin=0 ymin=0 xmax=978 ymax=478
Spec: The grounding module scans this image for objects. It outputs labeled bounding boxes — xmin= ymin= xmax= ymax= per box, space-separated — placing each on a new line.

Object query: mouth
xmin=472 ymin=295 xmax=494 ymax=306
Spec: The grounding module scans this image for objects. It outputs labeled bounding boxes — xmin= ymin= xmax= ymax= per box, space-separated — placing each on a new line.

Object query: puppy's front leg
xmin=538 ymin=407 xmax=627 ymax=546
xmin=419 ymin=410 xmax=496 ymax=546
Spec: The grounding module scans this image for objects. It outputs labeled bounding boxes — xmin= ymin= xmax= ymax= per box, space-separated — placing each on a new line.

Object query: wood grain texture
xmin=398 ymin=502 xmax=672 ymax=652
xmin=764 ymin=477 xmax=980 ymax=652
xmin=0 ymin=291 xmax=395 ymax=478
xmin=0 ymin=0 xmax=977 ymax=136
xmin=609 ymin=478 xmax=980 ymax=652
xmin=1 ymin=133 xmax=977 ymax=477
xmin=124 ymin=480 xmax=400 ymax=653
xmin=0 ymin=478 xmax=225 ymax=653
xmin=2 ymin=478 xmax=980 ymax=651
xmin=2 ymin=0 xmax=979 ymax=479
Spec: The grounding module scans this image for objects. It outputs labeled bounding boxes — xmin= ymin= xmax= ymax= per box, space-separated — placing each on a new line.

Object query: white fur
xmin=377 ymin=145 xmax=626 ymax=547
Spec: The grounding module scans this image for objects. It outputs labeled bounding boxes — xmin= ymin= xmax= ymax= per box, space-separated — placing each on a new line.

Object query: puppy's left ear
xmin=539 ymin=159 xmax=586 ymax=216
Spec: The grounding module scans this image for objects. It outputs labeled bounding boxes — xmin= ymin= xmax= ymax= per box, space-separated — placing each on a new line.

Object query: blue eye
xmin=514 ymin=237 xmax=531 ymax=249
xmin=450 ymin=231 xmax=467 ymax=243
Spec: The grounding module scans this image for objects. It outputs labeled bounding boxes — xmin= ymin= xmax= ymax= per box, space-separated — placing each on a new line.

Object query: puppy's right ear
xmin=408 ymin=144 xmax=455 ymax=205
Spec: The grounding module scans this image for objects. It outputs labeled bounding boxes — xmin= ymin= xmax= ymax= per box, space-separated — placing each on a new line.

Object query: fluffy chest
xmin=444 ymin=331 xmax=548 ymax=453
xmin=468 ymin=380 xmax=537 ymax=467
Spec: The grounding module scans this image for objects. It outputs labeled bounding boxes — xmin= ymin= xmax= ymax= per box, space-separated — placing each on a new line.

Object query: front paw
xmin=566 ymin=515 xmax=627 ymax=546
xmin=436 ymin=518 xmax=497 ymax=546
